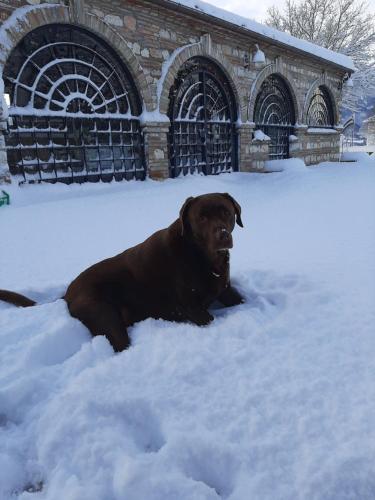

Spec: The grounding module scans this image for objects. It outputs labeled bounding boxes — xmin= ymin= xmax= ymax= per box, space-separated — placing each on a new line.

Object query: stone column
xmin=365 ymin=116 xmax=375 ymax=146
xmin=289 ymin=125 xmax=308 ymax=161
xmin=142 ymin=122 xmax=170 ymax=180
xmin=0 ymin=119 xmax=10 ymax=184
xmin=240 ymin=123 xmax=271 ymax=171
xmin=237 ymin=122 xmax=254 ymax=172
xmin=0 ymin=74 xmax=10 ymax=183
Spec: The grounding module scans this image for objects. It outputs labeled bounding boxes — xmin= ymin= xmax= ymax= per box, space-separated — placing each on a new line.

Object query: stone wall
xmin=0 ymin=0 xmax=349 ymax=183
xmin=290 ymin=127 xmax=341 ymax=165
xmin=363 ymin=116 xmax=375 ymax=146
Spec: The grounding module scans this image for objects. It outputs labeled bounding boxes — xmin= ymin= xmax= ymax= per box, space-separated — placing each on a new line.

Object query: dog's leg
xmin=181 ymin=306 xmax=214 ymax=326
xmin=68 ymin=298 xmax=130 ymax=352
xmin=218 ymin=285 xmax=245 ymax=307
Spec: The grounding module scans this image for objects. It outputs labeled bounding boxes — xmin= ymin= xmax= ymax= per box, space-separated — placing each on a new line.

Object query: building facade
xmin=0 ymin=0 xmax=354 ymax=184
xmin=361 ymin=115 xmax=375 ymax=146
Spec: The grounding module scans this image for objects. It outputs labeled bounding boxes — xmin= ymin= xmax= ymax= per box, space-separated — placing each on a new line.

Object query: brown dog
xmin=0 ymin=193 xmax=244 ymax=352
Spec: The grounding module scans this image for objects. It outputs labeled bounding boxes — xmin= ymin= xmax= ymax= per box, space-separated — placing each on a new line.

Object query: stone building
xmin=361 ymin=115 xmax=375 ymax=146
xmin=0 ymin=0 xmax=354 ymax=184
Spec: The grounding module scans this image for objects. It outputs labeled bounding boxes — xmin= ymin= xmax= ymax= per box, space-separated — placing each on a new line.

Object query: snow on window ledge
xmin=307 ymin=128 xmax=338 ymax=134
xmin=253 ymin=129 xmax=271 ymax=142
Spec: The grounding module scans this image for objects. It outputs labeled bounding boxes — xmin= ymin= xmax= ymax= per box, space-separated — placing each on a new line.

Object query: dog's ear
xmin=222 ymin=193 xmax=243 ymax=227
xmin=179 ymin=196 xmax=195 ymax=236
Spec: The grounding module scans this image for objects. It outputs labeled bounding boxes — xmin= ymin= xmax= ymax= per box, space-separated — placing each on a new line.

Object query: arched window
xmin=306 ymin=86 xmax=334 ymax=128
xmin=254 ymin=74 xmax=296 ymax=160
xmin=168 ymin=57 xmax=238 ymax=177
xmin=4 ymin=24 xmax=145 ymax=183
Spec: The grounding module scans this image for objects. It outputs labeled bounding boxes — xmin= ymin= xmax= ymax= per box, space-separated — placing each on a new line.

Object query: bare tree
xmin=266 ymin=0 xmax=375 ymax=112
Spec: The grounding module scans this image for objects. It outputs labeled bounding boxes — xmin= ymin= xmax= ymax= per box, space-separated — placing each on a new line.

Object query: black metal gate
xmin=3 ymin=24 xmax=145 ymax=183
xmin=168 ymin=57 xmax=237 ymax=177
xmin=254 ymin=75 xmax=295 ymax=160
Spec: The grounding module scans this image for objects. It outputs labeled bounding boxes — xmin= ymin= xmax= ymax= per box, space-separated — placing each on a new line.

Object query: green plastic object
xmin=0 ymin=190 xmax=10 ymax=207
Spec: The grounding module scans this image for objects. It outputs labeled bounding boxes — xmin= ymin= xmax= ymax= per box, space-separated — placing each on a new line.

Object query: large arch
xmin=3 ymin=21 xmax=147 ymax=183
xmin=0 ymin=4 xmax=152 ymax=111
xmin=158 ymin=36 xmax=244 ymax=122
xmin=252 ymin=71 xmax=297 ymax=160
xmin=167 ymin=55 xmax=238 ymax=177
xmin=248 ymin=59 xmax=300 ymax=124
xmin=303 ymin=75 xmax=339 ymax=126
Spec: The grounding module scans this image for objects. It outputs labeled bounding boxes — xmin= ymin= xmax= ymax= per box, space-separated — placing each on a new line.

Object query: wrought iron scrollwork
xmin=306 ymin=86 xmax=334 ymax=128
xmin=168 ymin=57 xmax=238 ymax=177
xmin=254 ymin=74 xmax=296 ymax=160
xmin=4 ymin=24 xmax=145 ymax=183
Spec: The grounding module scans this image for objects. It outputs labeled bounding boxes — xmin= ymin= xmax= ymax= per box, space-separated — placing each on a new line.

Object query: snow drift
xmin=1 ymin=159 xmax=375 ymax=499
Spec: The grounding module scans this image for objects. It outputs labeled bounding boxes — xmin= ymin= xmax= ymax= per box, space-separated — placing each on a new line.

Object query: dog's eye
xmin=199 ymin=214 xmax=206 ymax=222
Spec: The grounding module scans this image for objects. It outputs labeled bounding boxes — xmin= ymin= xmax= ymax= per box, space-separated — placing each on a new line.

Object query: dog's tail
xmin=0 ymin=289 xmax=37 ymax=308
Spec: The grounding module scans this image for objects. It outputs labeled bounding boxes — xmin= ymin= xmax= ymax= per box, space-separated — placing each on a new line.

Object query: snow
xmin=253 ymin=129 xmax=270 ymax=141
xmin=0 ymin=1 xmax=354 ymax=76
xmin=9 ymin=104 xmax=140 ymax=120
xmin=252 ymin=45 xmax=266 ymax=64
xmin=0 ymin=4 xmax=57 ymax=58
xmin=0 ymin=75 xmax=9 ymax=120
xmin=169 ymin=0 xmax=355 ymax=71
xmin=1 ymin=158 xmax=375 ymax=499
xmin=307 ymin=128 xmax=338 ymax=134
xmin=264 ymin=157 xmax=306 ymax=172
xmin=139 ymin=110 xmax=170 ymax=124
xmin=340 ymin=151 xmax=375 ymax=165
xmin=155 ymin=41 xmax=198 ymax=116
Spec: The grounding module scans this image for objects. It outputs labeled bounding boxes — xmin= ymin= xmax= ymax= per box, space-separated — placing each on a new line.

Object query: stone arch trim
xmin=303 ymin=74 xmax=339 ymax=126
xmin=0 ymin=4 xmax=152 ymax=112
xmin=248 ymin=60 xmax=300 ymax=124
xmin=158 ymin=39 xmax=244 ymax=121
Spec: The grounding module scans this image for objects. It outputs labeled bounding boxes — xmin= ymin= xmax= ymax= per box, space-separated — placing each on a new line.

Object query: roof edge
xmin=157 ymin=0 xmax=355 ymax=73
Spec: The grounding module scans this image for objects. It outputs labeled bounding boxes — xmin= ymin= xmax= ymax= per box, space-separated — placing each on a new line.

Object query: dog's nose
xmin=217 ymin=227 xmax=230 ymax=242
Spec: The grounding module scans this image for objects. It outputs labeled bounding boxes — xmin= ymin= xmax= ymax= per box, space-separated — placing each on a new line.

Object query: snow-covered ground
xmin=1 ymin=158 xmax=375 ymax=500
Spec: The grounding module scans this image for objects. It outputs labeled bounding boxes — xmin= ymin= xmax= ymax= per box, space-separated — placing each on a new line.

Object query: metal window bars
xmin=168 ymin=57 xmax=238 ymax=177
xmin=306 ymin=86 xmax=334 ymax=128
xmin=6 ymin=116 xmax=145 ymax=183
xmin=254 ymin=74 xmax=296 ymax=160
xmin=3 ymin=24 xmax=145 ymax=183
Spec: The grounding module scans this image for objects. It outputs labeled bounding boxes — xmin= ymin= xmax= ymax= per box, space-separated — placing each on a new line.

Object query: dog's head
xmin=179 ymin=193 xmax=243 ymax=257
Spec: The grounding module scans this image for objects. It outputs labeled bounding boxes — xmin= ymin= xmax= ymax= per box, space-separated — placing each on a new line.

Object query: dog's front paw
xmin=199 ymin=311 xmax=214 ymax=326
xmin=183 ymin=307 xmax=214 ymax=326
xmin=218 ymin=286 xmax=244 ymax=307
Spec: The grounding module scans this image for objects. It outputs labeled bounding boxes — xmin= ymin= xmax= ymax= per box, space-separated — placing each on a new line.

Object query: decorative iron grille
xmin=341 ymin=116 xmax=355 ymax=150
xmin=254 ymin=74 xmax=296 ymax=160
xmin=306 ymin=86 xmax=334 ymax=128
xmin=3 ymin=24 xmax=145 ymax=183
xmin=168 ymin=57 xmax=238 ymax=177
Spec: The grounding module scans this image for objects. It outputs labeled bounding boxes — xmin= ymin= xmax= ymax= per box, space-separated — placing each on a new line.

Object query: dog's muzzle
xmin=216 ymin=227 xmax=233 ymax=250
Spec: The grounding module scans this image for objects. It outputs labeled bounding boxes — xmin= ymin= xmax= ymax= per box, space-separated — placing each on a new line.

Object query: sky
xmin=204 ymin=0 xmax=375 ymax=22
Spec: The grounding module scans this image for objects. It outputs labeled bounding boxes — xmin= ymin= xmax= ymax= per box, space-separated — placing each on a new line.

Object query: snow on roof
xmin=167 ymin=0 xmax=355 ymax=72
xmin=0 ymin=1 xmax=355 ymax=72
